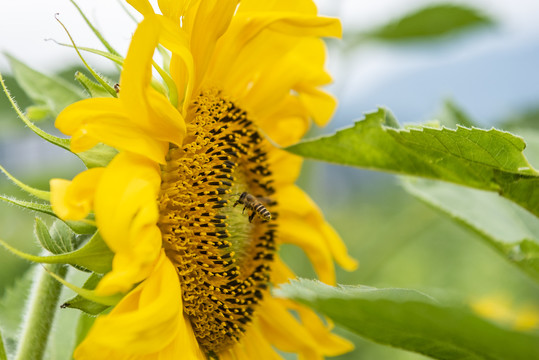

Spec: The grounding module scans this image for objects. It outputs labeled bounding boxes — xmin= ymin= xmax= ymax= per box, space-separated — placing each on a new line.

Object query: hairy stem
xmin=15 ymin=264 xmax=68 ymax=360
xmin=0 ymin=331 xmax=7 ymax=360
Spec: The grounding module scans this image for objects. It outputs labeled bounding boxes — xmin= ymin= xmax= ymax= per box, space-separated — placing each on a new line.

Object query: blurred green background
xmin=1 ymin=1 xmax=539 ymax=359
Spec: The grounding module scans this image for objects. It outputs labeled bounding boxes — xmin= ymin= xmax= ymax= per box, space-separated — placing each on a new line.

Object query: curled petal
xmin=276 ymin=185 xmax=358 ymax=284
xmin=258 ymin=97 xmax=310 ymax=147
xmin=57 ymin=98 xmax=170 ymax=164
xmin=94 ymin=152 xmax=162 ymax=294
xmin=258 ymin=297 xmax=353 ymax=359
xmin=50 ymin=167 xmax=104 ymax=221
xmin=279 ymin=215 xmax=336 ymax=284
xmin=157 ymin=0 xmax=187 ymax=21
xmin=120 ymin=16 xmax=186 ymax=149
xmin=227 ymin=321 xmax=282 ymax=360
xmin=283 ymin=299 xmax=355 ymax=357
xmin=75 ymin=252 xmax=204 ymax=359
xmin=126 ymin=0 xmax=155 ymax=17
xmin=267 ymin=148 xmax=303 ymax=185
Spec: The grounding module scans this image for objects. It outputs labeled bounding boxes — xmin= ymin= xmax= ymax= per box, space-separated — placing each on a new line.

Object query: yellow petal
xmin=207 ymin=17 xmax=337 ymax=131
xmin=277 ymin=185 xmax=358 ymax=271
xmin=258 ymin=296 xmax=349 ymax=359
xmin=75 ymin=252 xmax=204 ymax=359
xmin=241 ymin=323 xmax=284 ymax=360
xmin=258 ymin=97 xmax=310 ymax=147
xmin=157 ymin=0 xmax=187 ymax=20
xmin=297 ymin=87 xmax=337 ymax=126
xmin=271 ymin=256 xmax=296 ymax=284
xmin=126 ymin=0 xmax=155 ymax=17
xmin=94 ymin=152 xmax=162 ymax=294
xmin=239 ymin=38 xmax=333 ymax=119
xmin=238 ymin=0 xmax=317 ymax=14
xmin=279 ymin=215 xmax=336 ymax=284
xmin=154 ymin=15 xmax=195 ymax=114
xmin=56 ymin=98 xmax=169 ymax=164
xmin=187 ymin=0 xmax=239 ymax=91
xmin=251 ymin=13 xmax=341 ymax=38
xmin=267 ymin=148 xmax=303 ymax=185
xmin=50 ymin=168 xmax=105 ymax=221
xmin=273 ymin=254 xmax=351 ymax=357
xmin=120 ymin=16 xmax=186 ymax=148
xmin=283 ymin=299 xmax=355 ymax=357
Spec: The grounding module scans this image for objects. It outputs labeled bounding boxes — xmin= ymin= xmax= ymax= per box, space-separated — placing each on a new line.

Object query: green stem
xmin=0 ymin=331 xmax=7 ymax=360
xmin=14 ymin=264 xmax=68 ymax=360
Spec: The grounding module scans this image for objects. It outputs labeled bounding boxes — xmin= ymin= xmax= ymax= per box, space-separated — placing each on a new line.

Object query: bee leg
xmin=242 ymin=206 xmax=246 ymax=214
xmin=233 ymin=200 xmax=239 ymax=207
xmin=249 ymin=211 xmax=255 ymax=223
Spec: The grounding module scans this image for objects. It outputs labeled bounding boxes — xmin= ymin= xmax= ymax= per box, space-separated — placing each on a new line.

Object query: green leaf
xmin=6 ymin=54 xmax=84 ymax=118
xmin=0 ymin=194 xmax=95 ymax=234
xmin=403 ymin=178 xmax=539 ymax=282
xmin=361 ymin=4 xmax=494 ymax=43
xmin=0 ymin=195 xmax=54 ymax=216
xmin=76 ymin=143 xmax=118 ymax=169
xmin=286 ymin=108 xmax=539 ymax=217
xmin=34 ymin=218 xmax=54 ymax=252
xmin=35 ymin=219 xmax=76 ymax=255
xmin=277 ymin=279 xmax=539 ymax=360
xmin=0 ymin=231 xmax=113 ymax=273
xmin=61 ymin=273 xmax=110 ymax=315
xmin=25 ymin=105 xmax=52 ymax=121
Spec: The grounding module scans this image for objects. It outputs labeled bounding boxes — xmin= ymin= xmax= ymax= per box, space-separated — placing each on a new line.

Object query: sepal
xmin=0 ymin=231 xmax=113 ymax=273
xmin=0 ymin=164 xmax=50 ymax=201
xmin=0 ymin=194 xmax=96 ymax=234
xmin=44 ymin=268 xmax=122 ymax=307
xmin=61 ymin=273 xmax=111 ymax=315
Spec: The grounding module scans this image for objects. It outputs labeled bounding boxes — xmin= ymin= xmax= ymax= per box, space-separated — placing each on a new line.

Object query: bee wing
xmin=256 ymin=196 xmax=275 ymax=206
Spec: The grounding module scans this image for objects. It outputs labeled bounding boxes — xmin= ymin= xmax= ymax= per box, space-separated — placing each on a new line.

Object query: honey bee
xmin=233 ymin=192 xmax=271 ymax=222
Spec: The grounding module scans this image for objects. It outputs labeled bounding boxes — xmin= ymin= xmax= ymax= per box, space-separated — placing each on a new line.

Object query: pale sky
xmin=1 ymin=0 xmax=538 ymax=73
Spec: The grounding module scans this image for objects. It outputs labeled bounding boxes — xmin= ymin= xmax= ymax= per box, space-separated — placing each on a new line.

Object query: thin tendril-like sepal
xmin=0 ymin=164 xmax=50 ymax=201
xmin=55 ymin=14 xmax=117 ymax=98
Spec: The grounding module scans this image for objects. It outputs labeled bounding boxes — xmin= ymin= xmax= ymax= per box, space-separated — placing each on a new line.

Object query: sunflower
xmin=50 ymin=0 xmax=357 ymax=358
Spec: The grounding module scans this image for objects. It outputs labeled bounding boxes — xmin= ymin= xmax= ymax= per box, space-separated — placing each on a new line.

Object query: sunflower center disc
xmin=158 ymin=90 xmax=277 ymax=354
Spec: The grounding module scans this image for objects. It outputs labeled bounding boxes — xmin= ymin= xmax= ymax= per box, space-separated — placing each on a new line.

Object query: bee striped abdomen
xmin=254 ymin=203 xmax=271 ymax=220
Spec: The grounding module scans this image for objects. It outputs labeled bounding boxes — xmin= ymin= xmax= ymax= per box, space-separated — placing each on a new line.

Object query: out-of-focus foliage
xmin=352 ymin=3 xmax=494 ymax=44
xmin=6 ymin=55 xmax=84 ymax=121
xmin=404 ymin=179 xmax=539 ymax=282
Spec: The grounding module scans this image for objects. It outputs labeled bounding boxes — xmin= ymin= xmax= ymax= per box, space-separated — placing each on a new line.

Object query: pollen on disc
xmin=158 ymin=89 xmax=278 ymax=353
